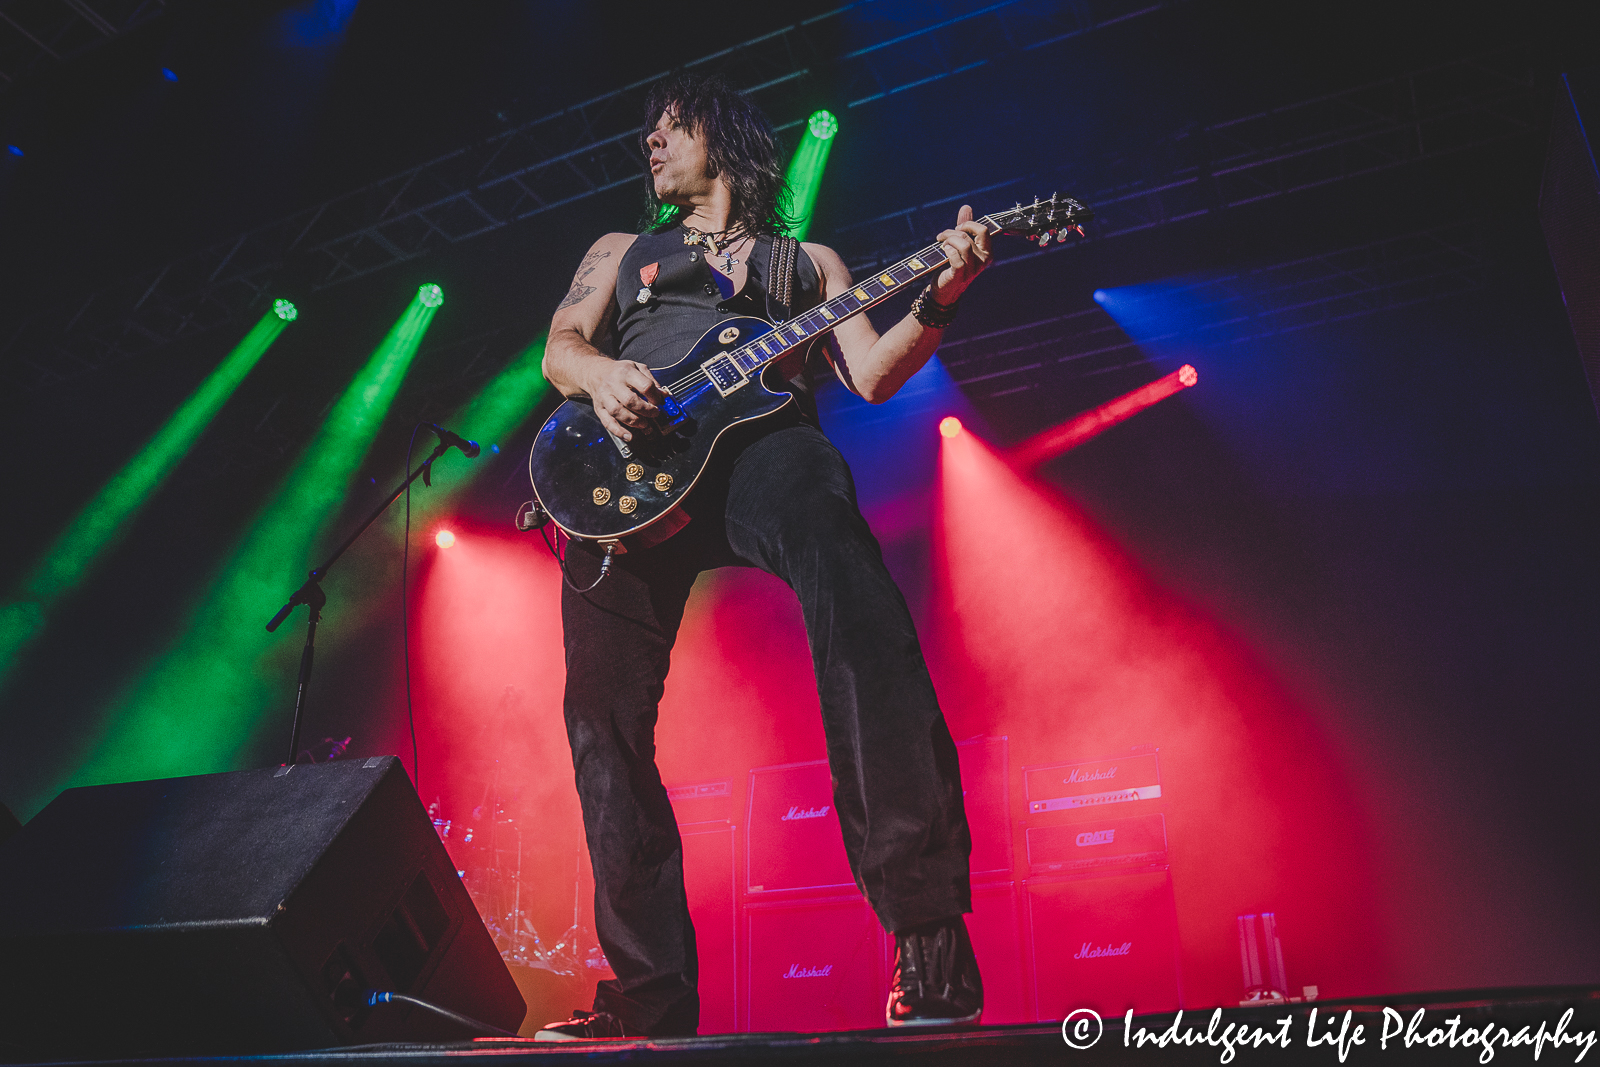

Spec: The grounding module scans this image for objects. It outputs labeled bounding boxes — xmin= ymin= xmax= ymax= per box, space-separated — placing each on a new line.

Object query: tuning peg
xmin=1038 ymin=232 xmax=1052 ymax=247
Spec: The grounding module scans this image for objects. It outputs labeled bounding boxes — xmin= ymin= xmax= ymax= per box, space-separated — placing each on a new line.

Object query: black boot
xmin=886 ymin=916 xmax=984 ymax=1026
xmin=533 ymin=1009 xmax=635 ymax=1041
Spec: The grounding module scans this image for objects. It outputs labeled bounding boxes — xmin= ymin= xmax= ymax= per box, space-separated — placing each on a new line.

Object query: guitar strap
xmin=765 ymin=233 xmax=800 ymax=321
xmin=766 ymin=234 xmax=806 ymax=382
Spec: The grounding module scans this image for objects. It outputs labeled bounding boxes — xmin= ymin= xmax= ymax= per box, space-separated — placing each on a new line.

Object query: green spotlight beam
xmin=372 ymin=330 xmax=553 ymax=540
xmin=452 ymin=330 xmax=551 ymax=449
xmin=64 ymin=288 xmax=440 ymax=795
xmin=785 ymin=110 xmax=838 ymax=242
xmin=0 ymin=306 xmax=294 ymax=691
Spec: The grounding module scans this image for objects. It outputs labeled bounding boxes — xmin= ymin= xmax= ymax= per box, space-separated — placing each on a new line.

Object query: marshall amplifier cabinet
xmin=957 ymin=735 xmax=1011 ymax=878
xmin=1024 ymin=749 xmax=1162 ymax=817
xmin=746 ymin=760 xmax=855 ymax=896
xmin=680 ymin=820 xmax=739 ymax=1034
xmin=746 ymin=896 xmax=886 ymax=1032
xmin=1026 ymin=868 xmax=1182 ymax=1021
xmin=1026 ymin=812 xmax=1169 ymax=876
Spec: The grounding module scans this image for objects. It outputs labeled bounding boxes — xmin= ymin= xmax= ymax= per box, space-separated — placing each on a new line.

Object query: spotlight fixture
xmin=418 ymin=284 xmax=444 ymax=308
xmin=273 ymin=299 xmax=298 ymax=322
xmin=435 ymin=530 xmax=456 ymax=549
xmin=807 ymin=110 xmax=839 ymax=140
xmin=939 ymin=416 xmax=963 ymax=438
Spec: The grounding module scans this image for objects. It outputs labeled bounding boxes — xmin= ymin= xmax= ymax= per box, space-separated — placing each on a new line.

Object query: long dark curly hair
xmin=638 ymin=73 xmax=794 ymax=237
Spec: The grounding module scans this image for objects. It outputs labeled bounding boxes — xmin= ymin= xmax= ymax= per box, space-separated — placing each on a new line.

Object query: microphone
xmin=427 ymin=423 xmax=480 ymax=458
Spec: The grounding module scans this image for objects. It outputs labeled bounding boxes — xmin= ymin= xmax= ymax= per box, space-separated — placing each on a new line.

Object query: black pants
xmin=560 ymin=420 xmax=971 ymax=1036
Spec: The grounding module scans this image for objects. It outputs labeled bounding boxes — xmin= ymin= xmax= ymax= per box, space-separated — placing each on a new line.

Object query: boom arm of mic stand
xmin=263 ymin=440 xmax=452 ymax=633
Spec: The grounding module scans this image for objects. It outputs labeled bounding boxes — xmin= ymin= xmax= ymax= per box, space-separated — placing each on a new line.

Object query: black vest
xmin=612 ymin=225 xmax=826 ymax=424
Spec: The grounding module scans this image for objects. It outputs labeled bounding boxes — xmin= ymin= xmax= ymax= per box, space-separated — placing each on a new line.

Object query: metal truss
xmin=188 ymin=325 xmax=522 ymax=484
xmin=0 ymin=0 xmax=165 ymax=87
xmin=4 ymin=0 xmax=1163 ymax=391
xmin=937 ymin=220 xmax=1491 ymax=398
xmin=838 ymin=51 xmax=1540 ymax=274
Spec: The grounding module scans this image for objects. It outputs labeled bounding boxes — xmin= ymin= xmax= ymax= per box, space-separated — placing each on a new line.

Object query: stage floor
xmin=8 ymin=986 xmax=1598 ymax=1067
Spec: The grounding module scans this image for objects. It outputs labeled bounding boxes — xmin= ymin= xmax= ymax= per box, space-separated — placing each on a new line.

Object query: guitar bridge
xmin=703 ymin=354 xmax=748 ymax=397
xmin=658 ymin=393 xmax=688 ymax=430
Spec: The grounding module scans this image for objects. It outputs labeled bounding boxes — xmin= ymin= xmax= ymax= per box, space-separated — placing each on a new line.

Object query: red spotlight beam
xmin=1008 ymin=365 xmax=1197 ymax=469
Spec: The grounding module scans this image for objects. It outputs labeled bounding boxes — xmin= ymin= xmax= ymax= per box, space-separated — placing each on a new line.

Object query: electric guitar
xmin=527 ymin=194 xmax=1092 ymax=544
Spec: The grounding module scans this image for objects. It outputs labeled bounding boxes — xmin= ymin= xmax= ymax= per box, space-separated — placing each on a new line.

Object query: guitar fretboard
xmin=724 ymin=217 xmax=1000 ymax=375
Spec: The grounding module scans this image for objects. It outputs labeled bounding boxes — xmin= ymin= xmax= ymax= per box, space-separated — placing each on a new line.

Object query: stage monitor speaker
xmin=681 ymin=819 xmax=739 ymax=1034
xmin=0 ymin=757 xmax=525 ymax=1057
xmin=746 ymin=896 xmax=886 ymax=1032
xmin=1027 ymin=867 xmax=1182 ymax=1021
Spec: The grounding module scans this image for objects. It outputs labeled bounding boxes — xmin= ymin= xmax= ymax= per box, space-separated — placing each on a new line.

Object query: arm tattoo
xmin=557 ymin=283 xmax=596 ymax=309
xmin=556 ymin=249 xmax=611 ymax=309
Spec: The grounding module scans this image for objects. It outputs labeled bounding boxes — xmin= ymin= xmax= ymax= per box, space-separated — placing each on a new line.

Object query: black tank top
xmin=612 ymin=224 xmax=826 ymax=424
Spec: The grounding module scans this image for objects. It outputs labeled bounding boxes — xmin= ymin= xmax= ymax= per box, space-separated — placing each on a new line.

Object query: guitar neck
xmin=720 ymin=217 xmax=1000 ymax=377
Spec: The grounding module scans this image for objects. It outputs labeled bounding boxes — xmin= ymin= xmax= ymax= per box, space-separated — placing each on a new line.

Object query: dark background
xmin=1 ymin=0 xmax=1596 ymax=1006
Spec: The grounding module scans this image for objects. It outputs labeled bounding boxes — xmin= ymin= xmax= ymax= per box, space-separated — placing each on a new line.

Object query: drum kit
xmin=429 ymin=794 xmax=604 ymax=975
xmin=425 ymin=687 xmax=611 ymax=979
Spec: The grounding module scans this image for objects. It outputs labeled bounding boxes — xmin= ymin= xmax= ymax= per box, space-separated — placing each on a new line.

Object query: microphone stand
xmin=266 ymin=438 xmax=456 ymax=767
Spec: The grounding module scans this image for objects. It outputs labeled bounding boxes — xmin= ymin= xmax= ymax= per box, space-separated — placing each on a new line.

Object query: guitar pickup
xmin=703 ymin=354 xmax=748 ymax=397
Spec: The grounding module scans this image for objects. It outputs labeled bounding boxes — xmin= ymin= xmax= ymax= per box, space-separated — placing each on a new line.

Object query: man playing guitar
xmin=535 ymin=72 xmax=990 ymax=1039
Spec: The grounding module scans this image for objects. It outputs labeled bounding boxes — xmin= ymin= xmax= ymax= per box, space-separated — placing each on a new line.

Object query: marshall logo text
xmin=1075 ymin=941 xmax=1133 ymax=960
xmin=782 ymin=964 xmax=834 ymax=978
xmin=780 ymin=805 xmax=830 ymax=821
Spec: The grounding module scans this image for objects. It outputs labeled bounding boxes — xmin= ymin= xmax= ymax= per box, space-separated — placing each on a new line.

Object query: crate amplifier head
xmin=1027 ymin=812 xmax=1169 ymax=876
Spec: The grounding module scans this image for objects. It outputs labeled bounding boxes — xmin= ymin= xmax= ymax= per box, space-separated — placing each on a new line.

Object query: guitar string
xmin=658 ymin=217 xmax=1012 ymax=399
xmin=661 ymin=237 xmax=963 ymax=398
xmin=652 ymin=207 xmax=1055 ymax=400
xmin=612 ymin=206 xmax=1075 ymax=451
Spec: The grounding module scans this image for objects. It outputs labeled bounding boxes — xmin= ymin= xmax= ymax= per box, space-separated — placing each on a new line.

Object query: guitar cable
xmin=538 ymin=521 xmax=617 ymax=594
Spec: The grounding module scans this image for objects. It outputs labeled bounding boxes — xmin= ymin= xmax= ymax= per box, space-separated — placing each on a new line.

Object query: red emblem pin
xmin=637 ymin=262 xmax=659 ymax=305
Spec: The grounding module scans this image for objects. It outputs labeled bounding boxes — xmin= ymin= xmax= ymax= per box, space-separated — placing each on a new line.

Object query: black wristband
xmin=910 ymin=285 xmax=959 ymax=329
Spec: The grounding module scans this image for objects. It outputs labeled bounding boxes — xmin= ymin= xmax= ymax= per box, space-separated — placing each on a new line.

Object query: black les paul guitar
xmin=528 ymin=194 xmax=1092 ymax=544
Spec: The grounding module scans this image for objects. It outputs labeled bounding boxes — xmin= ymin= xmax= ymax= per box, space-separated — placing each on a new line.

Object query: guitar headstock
xmin=983 ymin=193 xmax=1094 ymax=247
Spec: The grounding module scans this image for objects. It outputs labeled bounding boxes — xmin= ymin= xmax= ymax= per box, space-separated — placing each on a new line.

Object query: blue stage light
xmin=490 ymin=444 xmax=500 ymax=454
xmin=161 ymin=67 xmax=178 ymax=82
xmin=6 ymin=145 xmax=22 ymax=157
xmin=1093 ymin=289 xmax=1106 ymax=303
